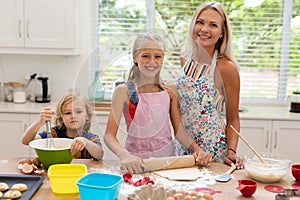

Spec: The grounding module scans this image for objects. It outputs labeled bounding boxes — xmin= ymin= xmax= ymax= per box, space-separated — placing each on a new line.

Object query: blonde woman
xmin=174 ymin=2 xmax=243 ymax=169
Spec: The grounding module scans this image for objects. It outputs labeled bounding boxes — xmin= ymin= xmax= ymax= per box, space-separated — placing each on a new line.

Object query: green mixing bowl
xmin=29 ymin=138 xmax=74 ymax=169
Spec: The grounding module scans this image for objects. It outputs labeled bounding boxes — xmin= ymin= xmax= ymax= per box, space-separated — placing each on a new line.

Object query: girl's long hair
xmin=127 ymin=32 xmax=166 ymax=87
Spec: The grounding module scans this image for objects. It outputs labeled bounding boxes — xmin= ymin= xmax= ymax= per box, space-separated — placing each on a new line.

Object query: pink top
xmin=124 ymin=90 xmax=175 ymax=159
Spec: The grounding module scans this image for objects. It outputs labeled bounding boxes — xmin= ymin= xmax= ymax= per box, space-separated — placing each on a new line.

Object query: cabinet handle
xmin=18 ymin=20 xmax=22 ymax=38
xmin=265 ymin=131 xmax=269 ymax=149
xmin=274 ymin=131 xmax=277 ymax=149
xmin=24 ymin=123 xmax=27 ymax=132
xmin=27 ymin=21 xmax=30 ymax=38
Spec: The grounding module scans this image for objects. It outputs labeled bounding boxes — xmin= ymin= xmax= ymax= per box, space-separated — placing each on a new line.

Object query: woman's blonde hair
xmin=127 ymin=32 xmax=166 ymax=85
xmin=182 ymin=2 xmax=238 ymax=67
xmin=54 ymin=92 xmax=93 ymax=133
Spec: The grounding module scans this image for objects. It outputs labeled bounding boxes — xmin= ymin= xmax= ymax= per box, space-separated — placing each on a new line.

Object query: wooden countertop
xmin=0 ymin=158 xmax=298 ymax=200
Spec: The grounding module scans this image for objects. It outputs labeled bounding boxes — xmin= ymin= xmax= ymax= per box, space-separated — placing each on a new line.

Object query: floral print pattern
xmin=174 ymin=59 xmax=227 ymax=162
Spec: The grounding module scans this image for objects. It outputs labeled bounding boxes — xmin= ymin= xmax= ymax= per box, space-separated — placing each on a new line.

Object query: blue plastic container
xmin=76 ymin=172 xmax=123 ymax=200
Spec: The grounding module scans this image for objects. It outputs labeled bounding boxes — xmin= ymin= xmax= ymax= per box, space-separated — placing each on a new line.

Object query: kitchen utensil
xmin=76 ymin=172 xmax=123 ymax=200
xmin=35 ymin=75 xmax=51 ymax=103
xmin=230 ymin=125 xmax=265 ymax=164
xmin=245 ymin=152 xmax=290 ymax=183
xmin=46 ymin=121 xmax=56 ymax=149
xmin=25 ymin=73 xmax=37 ymax=88
xmin=291 ymin=164 xmax=300 ymax=182
xmin=0 ymin=174 xmax=44 ymax=199
xmin=215 ymin=163 xmax=236 ymax=182
xmin=236 ymin=179 xmax=257 ymax=197
xmin=29 ymin=138 xmax=74 ymax=169
xmin=48 ymin=164 xmax=87 ymax=194
xmin=142 ymin=155 xmax=195 ymax=172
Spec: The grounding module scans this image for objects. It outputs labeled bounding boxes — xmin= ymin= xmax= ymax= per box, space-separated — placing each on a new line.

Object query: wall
xmin=0 ymin=1 xmax=95 ymax=103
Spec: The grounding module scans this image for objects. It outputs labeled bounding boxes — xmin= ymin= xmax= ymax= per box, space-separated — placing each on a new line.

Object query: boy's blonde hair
xmin=54 ymin=92 xmax=93 ymax=133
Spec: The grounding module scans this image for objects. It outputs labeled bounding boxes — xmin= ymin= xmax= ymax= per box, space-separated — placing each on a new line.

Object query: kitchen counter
xmin=0 ymin=158 xmax=298 ymax=200
xmin=1 ymin=101 xmax=300 ymax=121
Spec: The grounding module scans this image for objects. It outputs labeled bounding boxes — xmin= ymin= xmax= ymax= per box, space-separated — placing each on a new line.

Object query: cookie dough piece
xmin=0 ymin=182 xmax=9 ymax=191
xmin=4 ymin=190 xmax=22 ymax=199
xmin=0 ymin=191 xmax=2 ymax=198
xmin=11 ymin=183 xmax=27 ymax=192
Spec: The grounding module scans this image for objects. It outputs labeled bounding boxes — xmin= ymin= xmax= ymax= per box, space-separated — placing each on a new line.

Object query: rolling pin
xmin=143 ymin=155 xmax=195 ymax=172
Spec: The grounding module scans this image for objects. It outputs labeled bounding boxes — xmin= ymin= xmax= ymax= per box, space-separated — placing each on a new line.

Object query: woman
xmin=174 ymin=2 xmax=243 ymax=169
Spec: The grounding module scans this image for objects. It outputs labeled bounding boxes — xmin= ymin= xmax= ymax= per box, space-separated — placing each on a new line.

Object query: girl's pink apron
xmin=125 ymin=90 xmax=175 ymax=159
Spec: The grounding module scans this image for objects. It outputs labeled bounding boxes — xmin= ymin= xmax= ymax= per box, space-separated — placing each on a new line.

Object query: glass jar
xmin=3 ymin=82 xmax=14 ymax=102
xmin=88 ymin=71 xmax=105 ymax=102
xmin=13 ymin=85 xmax=26 ymax=103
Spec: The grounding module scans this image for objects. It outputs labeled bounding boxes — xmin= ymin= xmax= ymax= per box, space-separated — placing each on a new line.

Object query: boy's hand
xmin=70 ymin=137 xmax=86 ymax=155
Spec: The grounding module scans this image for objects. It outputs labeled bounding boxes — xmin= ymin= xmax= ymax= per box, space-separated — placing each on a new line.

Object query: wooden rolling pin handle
xmin=143 ymin=155 xmax=195 ymax=172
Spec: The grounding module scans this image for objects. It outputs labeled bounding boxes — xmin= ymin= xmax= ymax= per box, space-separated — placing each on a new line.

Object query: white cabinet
xmin=0 ymin=113 xmax=30 ymax=158
xmin=0 ymin=0 xmax=78 ymax=55
xmin=91 ymin=114 xmax=127 ymax=160
xmin=272 ymin=120 xmax=300 ymax=163
xmin=238 ymin=119 xmax=300 ymax=163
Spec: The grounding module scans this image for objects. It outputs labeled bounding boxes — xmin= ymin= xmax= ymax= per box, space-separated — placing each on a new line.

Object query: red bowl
xmin=236 ymin=179 xmax=257 ymax=197
xmin=291 ymin=164 xmax=300 ymax=182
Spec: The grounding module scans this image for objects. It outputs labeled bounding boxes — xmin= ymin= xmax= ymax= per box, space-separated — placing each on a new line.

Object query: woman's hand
xmin=193 ymin=151 xmax=212 ymax=166
xmin=120 ymin=153 xmax=145 ymax=174
xmin=224 ymin=150 xmax=244 ymax=169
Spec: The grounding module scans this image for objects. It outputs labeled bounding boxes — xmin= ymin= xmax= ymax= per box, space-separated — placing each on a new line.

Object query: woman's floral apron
xmin=174 ymin=50 xmax=227 ymax=162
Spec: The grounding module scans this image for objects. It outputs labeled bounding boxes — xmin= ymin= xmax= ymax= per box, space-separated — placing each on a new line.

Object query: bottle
xmin=88 ymin=70 xmax=105 ymax=102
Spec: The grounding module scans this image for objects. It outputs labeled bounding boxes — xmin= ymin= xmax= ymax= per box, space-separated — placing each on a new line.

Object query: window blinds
xmin=98 ymin=0 xmax=300 ymax=103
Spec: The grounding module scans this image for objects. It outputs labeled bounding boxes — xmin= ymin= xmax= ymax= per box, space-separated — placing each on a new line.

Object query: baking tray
xmin=0 ymin=174 xmax=44 ymax=200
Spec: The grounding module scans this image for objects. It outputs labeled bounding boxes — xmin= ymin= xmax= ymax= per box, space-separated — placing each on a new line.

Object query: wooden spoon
xmin=230 ymin=125 xmax=265 ymax=164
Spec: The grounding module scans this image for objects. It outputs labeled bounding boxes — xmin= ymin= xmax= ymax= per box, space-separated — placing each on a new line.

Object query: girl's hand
xmin=224 ymin=150 xmax=244 ymax=169
xmin=120 ymin=153 xmax=145 ymax=174
xmin=193 ymin=151 xmax=212 ymax=166
xmin=70 ymin=137 xmax=86 ymax=155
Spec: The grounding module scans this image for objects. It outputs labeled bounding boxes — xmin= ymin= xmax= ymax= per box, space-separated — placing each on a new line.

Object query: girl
xmin=104 ymin=33 xmax=212 ymax=174
xmin=22 ymin=92 xmax=104 ymax=160
xmin=174 ymin=2 xmax=243 ymax=169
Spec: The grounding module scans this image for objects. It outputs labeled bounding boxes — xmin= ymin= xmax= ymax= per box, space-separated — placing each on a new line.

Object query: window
xmin=98 ymin=0 xmax=300 ymax=104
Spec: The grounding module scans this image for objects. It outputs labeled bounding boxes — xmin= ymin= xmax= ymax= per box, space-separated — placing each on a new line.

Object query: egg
xmin=20 ymin=163 xmax=34 ymax=174
xmin=32 ymin=157 xmax=42 ymax=168
xmin=18 ymin=158 xmax=32 ymax=165
xmin=183 ymin=194 xmax=193 ymax=200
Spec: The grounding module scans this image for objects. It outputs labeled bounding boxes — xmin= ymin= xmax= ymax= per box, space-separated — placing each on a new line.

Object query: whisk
xmin=46 ymin=121 xmax=56 ymax=148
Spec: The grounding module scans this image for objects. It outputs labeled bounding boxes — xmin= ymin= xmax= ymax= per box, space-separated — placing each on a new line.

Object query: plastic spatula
xmin=216 ymin=163 xmax=236 ymax=182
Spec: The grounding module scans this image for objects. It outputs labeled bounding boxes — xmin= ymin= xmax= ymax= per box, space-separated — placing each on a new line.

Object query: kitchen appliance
xmin=35 ymin=76 xmax=51 ymax=103
xmin=290 ymin=90 xmax=300 ymax=113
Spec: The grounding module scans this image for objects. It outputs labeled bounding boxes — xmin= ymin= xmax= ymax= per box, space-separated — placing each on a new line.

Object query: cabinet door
xmin=0 ymin=0 xmax=24 ymax=47
xmin=0 ymin=113 xmax=30 ymax=158
xmin=24 ymin=0 xmax=76 ymax=48
xmin=238 ymin=119 xmax=272 ymax=158
xmin=272 ymin=120 xmax=300 ymax=163
xmin=92 ymin=115 xmax=127 ymax=160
